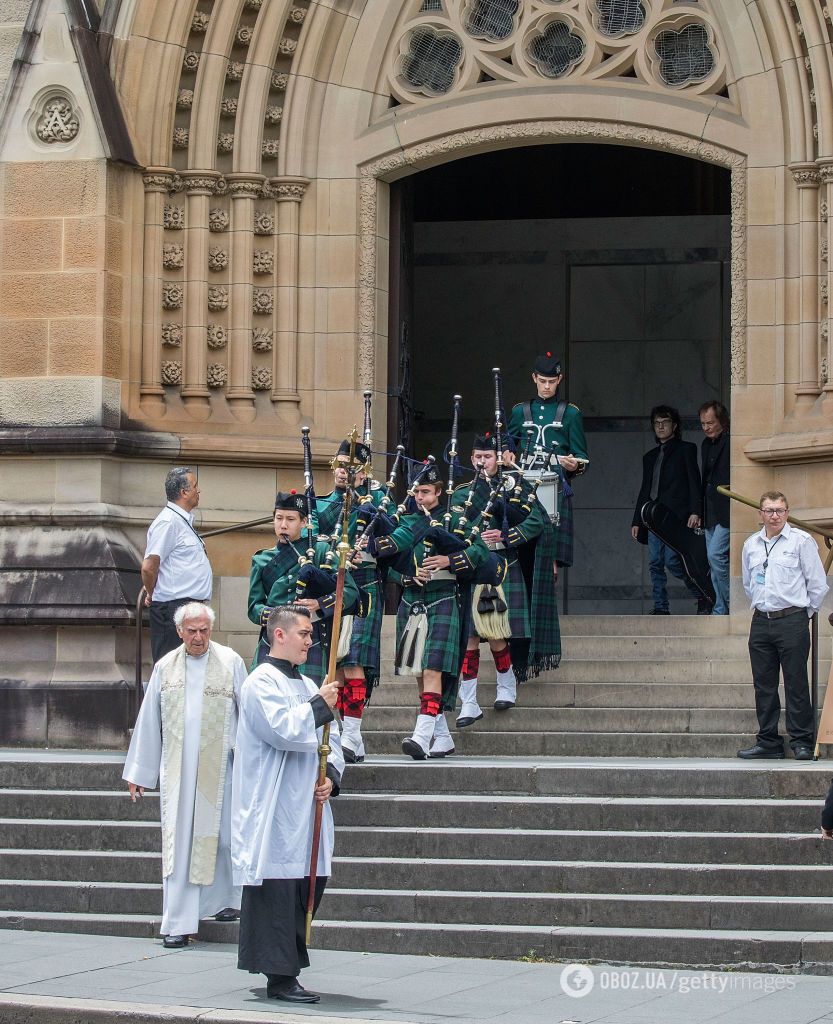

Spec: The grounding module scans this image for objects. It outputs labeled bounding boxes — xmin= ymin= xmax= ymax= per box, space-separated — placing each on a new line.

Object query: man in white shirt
xmin=739 ymin=490 xmax=829 ymax=760
xmin=142 ymin=467 xmax=213 ymax=663
xmin=123 ymin=603 xmax=246 ymax=947
xmin=232 ymin=605 xmax=344 ymax=1005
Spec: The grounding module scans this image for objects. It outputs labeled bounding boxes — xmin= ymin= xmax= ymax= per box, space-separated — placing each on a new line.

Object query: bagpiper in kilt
xmin=507 ymin=351 xmax=589 ymax=571
xmin=371 ymin=461 xmax=495 ymax=760
xmin=247 ymin=490 xmax=360 ymax=685
xmin=451 ymin=430 xmax=559 ymax=726
xmin=316 ymin=437 xmax=386 ymax=763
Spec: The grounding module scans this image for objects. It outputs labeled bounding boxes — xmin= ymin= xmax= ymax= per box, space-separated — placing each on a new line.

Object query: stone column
xmin=180 ymin=171 xmax=222 ymax=420
xmin=225 ymin=173 xmax=263 ymax=422
xmin=270 ymin=176 xmax=309 ymax=421
xmin=140 ymin=168 xmax=178 ymax=414
xmin=791 ymin=163 xmax=822 ymax=406
xmin=820 ymin=161 xmax=833 ymax=405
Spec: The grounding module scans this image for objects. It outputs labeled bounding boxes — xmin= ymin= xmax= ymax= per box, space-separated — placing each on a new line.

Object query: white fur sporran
xmin=395 ymin=603 xmax=428 ymax=676
xmin=337 ymin=614 xmax=354 ymax=660
xmin=472 ymin=584 xmax=511 ymax=641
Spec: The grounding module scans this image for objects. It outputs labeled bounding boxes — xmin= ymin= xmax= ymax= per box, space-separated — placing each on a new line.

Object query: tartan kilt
xmin=471 ymin=556 xmax=530 ymax=640
xmin=254 ymin=621 xmax=328 ymax=686
xmin=345 ymin=565 xmax=383 ymax=687
xmin=554 ymin=492 xmax=574 ymax=567
xmin=395 ymin=583 xmax=462 ymax=678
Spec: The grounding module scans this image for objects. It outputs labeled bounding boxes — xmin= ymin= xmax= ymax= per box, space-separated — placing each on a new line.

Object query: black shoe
xmin=267 ymin=977 xmax=320 ymax=1003
xmin=428 ymin=745 xmax=455 ymax=759
xmin=737 ymin=743 xmax=785 ymax=759
xmin=342 ymin=745 xmax=365 ymax=764
xmin=162 ymin=935 xmax=188 ymax=948
xmin=696 ymin=598 xmax=713 ymax=615
xmin=649 ymin=608 xmax=670 ymax=615
xmin=493 ymin=700 xmax=515 ymax=711
xmin=793 ymin=745 xmax=814 ymax=761
xmin=213 ymin=908 xmax=239 ymax=922
xmin=455 ymin=712 xmax=483 ymax=728
xmin=401 ymin=738 xmax=427 ymax=760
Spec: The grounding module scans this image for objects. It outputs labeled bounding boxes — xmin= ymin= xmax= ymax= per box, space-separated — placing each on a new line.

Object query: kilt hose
xmin=344 ymin=564 xmax=383 ymax=694
xmin=554 ymin=492 xmax=574 ymax=568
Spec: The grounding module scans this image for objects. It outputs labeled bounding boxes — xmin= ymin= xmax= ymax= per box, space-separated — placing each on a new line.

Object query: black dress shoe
xmin=649 ymin=608 xmax=670 ymax=615
xmin=214 ymin=908 xmax=239 ymax=922
xmin=162 ymin=934 xmax=188 ymax=948
xmin=737 ymin=743 xmax=785 ymax=759
xmin=342 ymin=745 xmax=365 ymax=764
xmin=793 ymin=745 xmax=814 ymax=760
xmin=401 ymin=738 xmax=427 ymax=760
xmin=455 ymin=712 xmax=483 ymax=728
xmin=493 ymin=700 xmax=515 ymax=711
xmin=267 ymin=978 xmax=320 ymax=1003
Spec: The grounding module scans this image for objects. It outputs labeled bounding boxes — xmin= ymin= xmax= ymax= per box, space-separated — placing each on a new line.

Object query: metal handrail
xmin=133 ymin=515 xmax=274 ymax=717
xmin=717 ymin=485 xmax=826 ymax=747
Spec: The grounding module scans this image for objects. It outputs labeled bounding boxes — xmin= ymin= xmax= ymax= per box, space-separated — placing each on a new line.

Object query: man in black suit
xmin=699 ymin=400 xmax=730 ymax=615
xmin=631 ymin=405 xmax=705 ymax=615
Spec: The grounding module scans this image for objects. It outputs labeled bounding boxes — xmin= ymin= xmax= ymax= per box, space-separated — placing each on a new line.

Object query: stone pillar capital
xmin=226 ymin=173 xmax=266 ymax=199
xmin=181 ymin=170 xmax=224 ymax=195
xmin=790 ymin=162 xmax=820 ymax=188
xmin=142 ymin=167 xmax=180 ymax=193
xmin=268 ymin=176 xmax=310 ymax=202
xmin=817 ymin=161 xmax=833 ymax=185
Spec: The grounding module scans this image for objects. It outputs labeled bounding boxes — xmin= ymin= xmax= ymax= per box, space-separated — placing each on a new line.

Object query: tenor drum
xmin=523 ymin=470 xmax=561 ymax=525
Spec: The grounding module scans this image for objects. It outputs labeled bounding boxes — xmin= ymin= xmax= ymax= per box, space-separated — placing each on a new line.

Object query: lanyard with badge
xmin=756 ymin=535 xmax=781 ymax=585
xmin=170 ymin=506 xmax=206 ymax=551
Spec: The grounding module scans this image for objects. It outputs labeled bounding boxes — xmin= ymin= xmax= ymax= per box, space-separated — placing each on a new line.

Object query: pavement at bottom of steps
xmin=4 ymin=932 xmax=833 ymax=1024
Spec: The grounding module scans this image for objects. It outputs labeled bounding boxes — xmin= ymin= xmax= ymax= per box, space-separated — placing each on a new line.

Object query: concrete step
xmin=0 ymin=820 xmax=160 ymax=852
xmin=333 ymin=794 xmax=821 ymax=832
xmin=323 ymin=887 xmax=833 ymax=932
xmin=310 ymin=919 xmax=833 ymax=971
xmin=0 ymin=850 xmax=160 ymax=883
xmin=0 ymin=880 xmax=161 ymax=915
xmin=0 ymin=759 xmax=127 ymax=790
xmin=331 ymin=856 xmax=833 ymax=897
xmin=366 ymin=707 xmax=766 ymax=732
xmin=359 ymin=730 xmax=772 ymax=757
xmin=335 ymin=828 xmax=832 ymax=866
xmin=0 ymin=791 xmax=159 ymax=822
xmin=0 ymin=910 xmax=237 ymax=943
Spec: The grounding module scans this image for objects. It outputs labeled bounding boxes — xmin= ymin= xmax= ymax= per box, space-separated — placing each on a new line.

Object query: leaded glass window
xmin=527 ymin=21 xmax=585 ymax=79
xmin=653 ymin=23 xmax=714 ymax=86
xmin=595 ymin=0 xmax=646 ymax=38
xmin=400 ymin=25 xmax=464 ymax=94
xmin=463 ymin=0 xmax=520 ymax=42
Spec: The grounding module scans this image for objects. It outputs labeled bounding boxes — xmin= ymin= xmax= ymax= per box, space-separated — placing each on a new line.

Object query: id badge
xmin=755 ymin=569 xmax=766 ymax=585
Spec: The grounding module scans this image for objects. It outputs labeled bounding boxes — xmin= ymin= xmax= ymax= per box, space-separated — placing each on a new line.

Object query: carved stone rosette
xmin=209 ymin=208 xmax=230 ymax=232
xmin=252 ymin=289 xmax=274 ymax=314
xmin=253 ymin=250 xmax=273 ymax=274
xmin=207 ymin=324 xmax=228 ymax=349
xmin=161 ymin=360 xmax=182 ymax=385
xmin=162 ymin=244 xmax=184 ymax=270
xmin=161 ymin=323 xmax=182 ymax=347
xmin=251 ymin=366 xmax=273 ymax=390
xmin=252 ymin=328 xmax=273 ymax=352
xmin=163 ymin=204 xmax=185 ymax=229
xmin=35 ymin=96 xmax=80 ymax=144
xmin=208 ymin=286 xmax=229 ymax=311
xmin=254 ymin=211 xmax=274 ymax=234
xmin=207 ymin=364 xmax=228 ymax=388
xmin=162 ymin=282 xmax=183 ymax=309
xmin=208 ymin=247 xmax=229 ymax=271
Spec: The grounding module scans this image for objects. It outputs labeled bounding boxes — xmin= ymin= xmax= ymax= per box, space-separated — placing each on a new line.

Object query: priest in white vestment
xmin=232 ymin=604 xmax=345 ymax=1005
xmin=123 ymin=602 xmax=246 ymax=947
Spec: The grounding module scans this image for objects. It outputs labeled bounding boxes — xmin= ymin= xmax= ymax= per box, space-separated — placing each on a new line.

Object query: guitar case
xmin=640 ymin=499 xmax=716 ymax=608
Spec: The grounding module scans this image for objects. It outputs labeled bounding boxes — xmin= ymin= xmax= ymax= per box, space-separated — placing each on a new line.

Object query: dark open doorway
xmin=388 ymin=143 xmax=731 ymax=613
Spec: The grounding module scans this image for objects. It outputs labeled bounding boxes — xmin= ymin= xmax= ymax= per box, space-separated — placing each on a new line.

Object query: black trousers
xmin=237 ymin=876 xmax=327 ymax=978
xmin=149 ymin=598 xmax=202 ymax=663
xmin=748 ymin=610 xmax=813 ymax=749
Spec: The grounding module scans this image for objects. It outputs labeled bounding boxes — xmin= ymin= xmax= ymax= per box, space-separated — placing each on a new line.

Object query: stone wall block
xmin=0 ymin=218 xmax=62 ymax=271
xmin=48 ymin=319 xmax=102 ymax=375
xmin=1 ymin=161 xmax=103 ymax=218
xmin=0 ymin=271 xmax=99 ymax=318
xmin=0 ymin=319 xmax=47 ymax=377
xmin=63 ymin=217 xmax=106 ymax=270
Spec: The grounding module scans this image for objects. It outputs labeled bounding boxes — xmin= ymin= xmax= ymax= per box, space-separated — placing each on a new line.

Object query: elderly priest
xmin=123 ymin=602 xmax=246 ymax=947
xmin=232 ymin=604 xmax=345 ymax=1004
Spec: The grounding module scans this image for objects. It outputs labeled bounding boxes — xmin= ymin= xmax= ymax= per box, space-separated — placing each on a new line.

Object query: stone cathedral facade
xmin=1 ymin=0 xmax=832 ymax=744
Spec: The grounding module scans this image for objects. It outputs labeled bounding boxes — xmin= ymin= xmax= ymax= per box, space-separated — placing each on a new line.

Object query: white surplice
xmin=231 ymin=661 xmax=345 ymax=887
xmin=123 ymin=642 xmax=247 ymax=936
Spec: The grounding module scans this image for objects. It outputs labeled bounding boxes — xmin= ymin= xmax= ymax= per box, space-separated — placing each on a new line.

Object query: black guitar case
xmin=640 ymin=500 xmax=716 ymax=608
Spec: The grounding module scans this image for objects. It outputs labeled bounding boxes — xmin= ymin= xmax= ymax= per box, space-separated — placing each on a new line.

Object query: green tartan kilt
xmin=345 ymin=565 xmax=383 ymax=685
xmin=254 ymin=620 xmax=328 ymax=686
xmin=554 ymin=492 xmax=574 ymax=567
xmin=395 ymin=584 xmax=462 ymax=678
xmin=471 ymin=555 xmax=530 ymax=640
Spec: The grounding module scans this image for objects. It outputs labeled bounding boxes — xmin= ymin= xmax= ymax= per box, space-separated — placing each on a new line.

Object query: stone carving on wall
xmin=183 ymin=51 xmax=200 ymax=72
xmin=34 ymin=95 xmax=80 ymax=144
xmin=254 ymin=211 xmax=274 ymax=234
xmin=162 ymin=282 xmax=183 ymax=309
xmin=162 ymin=244 xmax=184 ymax=270
xmin=252 ymin=327 xmax=273 ymax=351
xmin=164 ymin=204 xmax=185 ymax=229
xmin=822 ymin=280 xmax=829 ymax=305
xmin=173 ymin=127 xmax=189 ymax=149
xmin=289 ymin=7 xmax=306 ymax=23
xmin=272 ymin=72 xmax=289 ymax=90
xmin=208 ymin=286 xmax=229 ymax=311
xmin=262 ymin=139 xmax=280 ymax=158
xmin=253 ymin=250 xmax=274 ymax=274
xmin=252 ymin=366 xmax=273 ymax=390
xmin=359 ymin=119 xmax=747 ymax=389
xmin=237 ymin=25 xmax=254 ymax=46
xmin=177 ymin=89 xmax=194 ymax=109
xmin=192 ymin=11 xmax=209 ymax=33
xmin=161 ymin=323 xmax=182 ymax=347
xmin=822 ymin=239 xmax=829 ymax=262
xmin=387 ymin=0 xmax=727 ymax=106
xmin=265 ymin=105 xmax=283 ymax=124
xmin=217 ymin=133 xmax=235 ymax=154
xmin=221 ymin=98 xmax=238 ymax=117
xmin=162 ymin=360 xmax=182 ymax=385
xmin=208 ymin=247 xmax=229 ymax=271
xmin=207 ymin=364 xmax=228 ymax=387
xmin=207 ymin=324 xmax=228 ymax=348
xmin=227 ymin=61 xmax=245 ymax=81
xmin=279 ymin=38 xmax=297 ymax=56
xmin=252 ymin=289 xmax=274 ymax=314
xmin=209 ymin=208 xmax=229 ymax=232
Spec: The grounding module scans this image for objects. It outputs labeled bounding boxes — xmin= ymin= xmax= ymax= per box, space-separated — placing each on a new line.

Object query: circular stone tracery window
xmin=652 ymin=22 xmax=715 ymax=86
xmin=526 ymin=20 xmax=585 ymax=78
xmin=398 ymin=25 xmax=464 ymax=96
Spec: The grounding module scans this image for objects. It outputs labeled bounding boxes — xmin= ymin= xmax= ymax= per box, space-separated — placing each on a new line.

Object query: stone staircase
xmin=2 ymin=615 xmax=833 ymax=971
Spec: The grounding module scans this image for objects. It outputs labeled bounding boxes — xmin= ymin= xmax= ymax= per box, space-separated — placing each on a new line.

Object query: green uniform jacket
xmin=315 ymin=486 xmax=387 ymax=543
xmin=508 ymin=397 xmax=589 ymax=464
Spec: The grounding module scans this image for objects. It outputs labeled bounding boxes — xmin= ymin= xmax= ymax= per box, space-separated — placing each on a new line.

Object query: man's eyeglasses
xmin=761 ymin=508 xmax=788 ymax=517
xmin=652 ymin=418 xmax=672 ymax=426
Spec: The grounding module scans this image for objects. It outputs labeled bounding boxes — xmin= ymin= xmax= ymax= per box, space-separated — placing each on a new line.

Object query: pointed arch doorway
xmin=387 ymin=142 xmax=731 ymax=614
